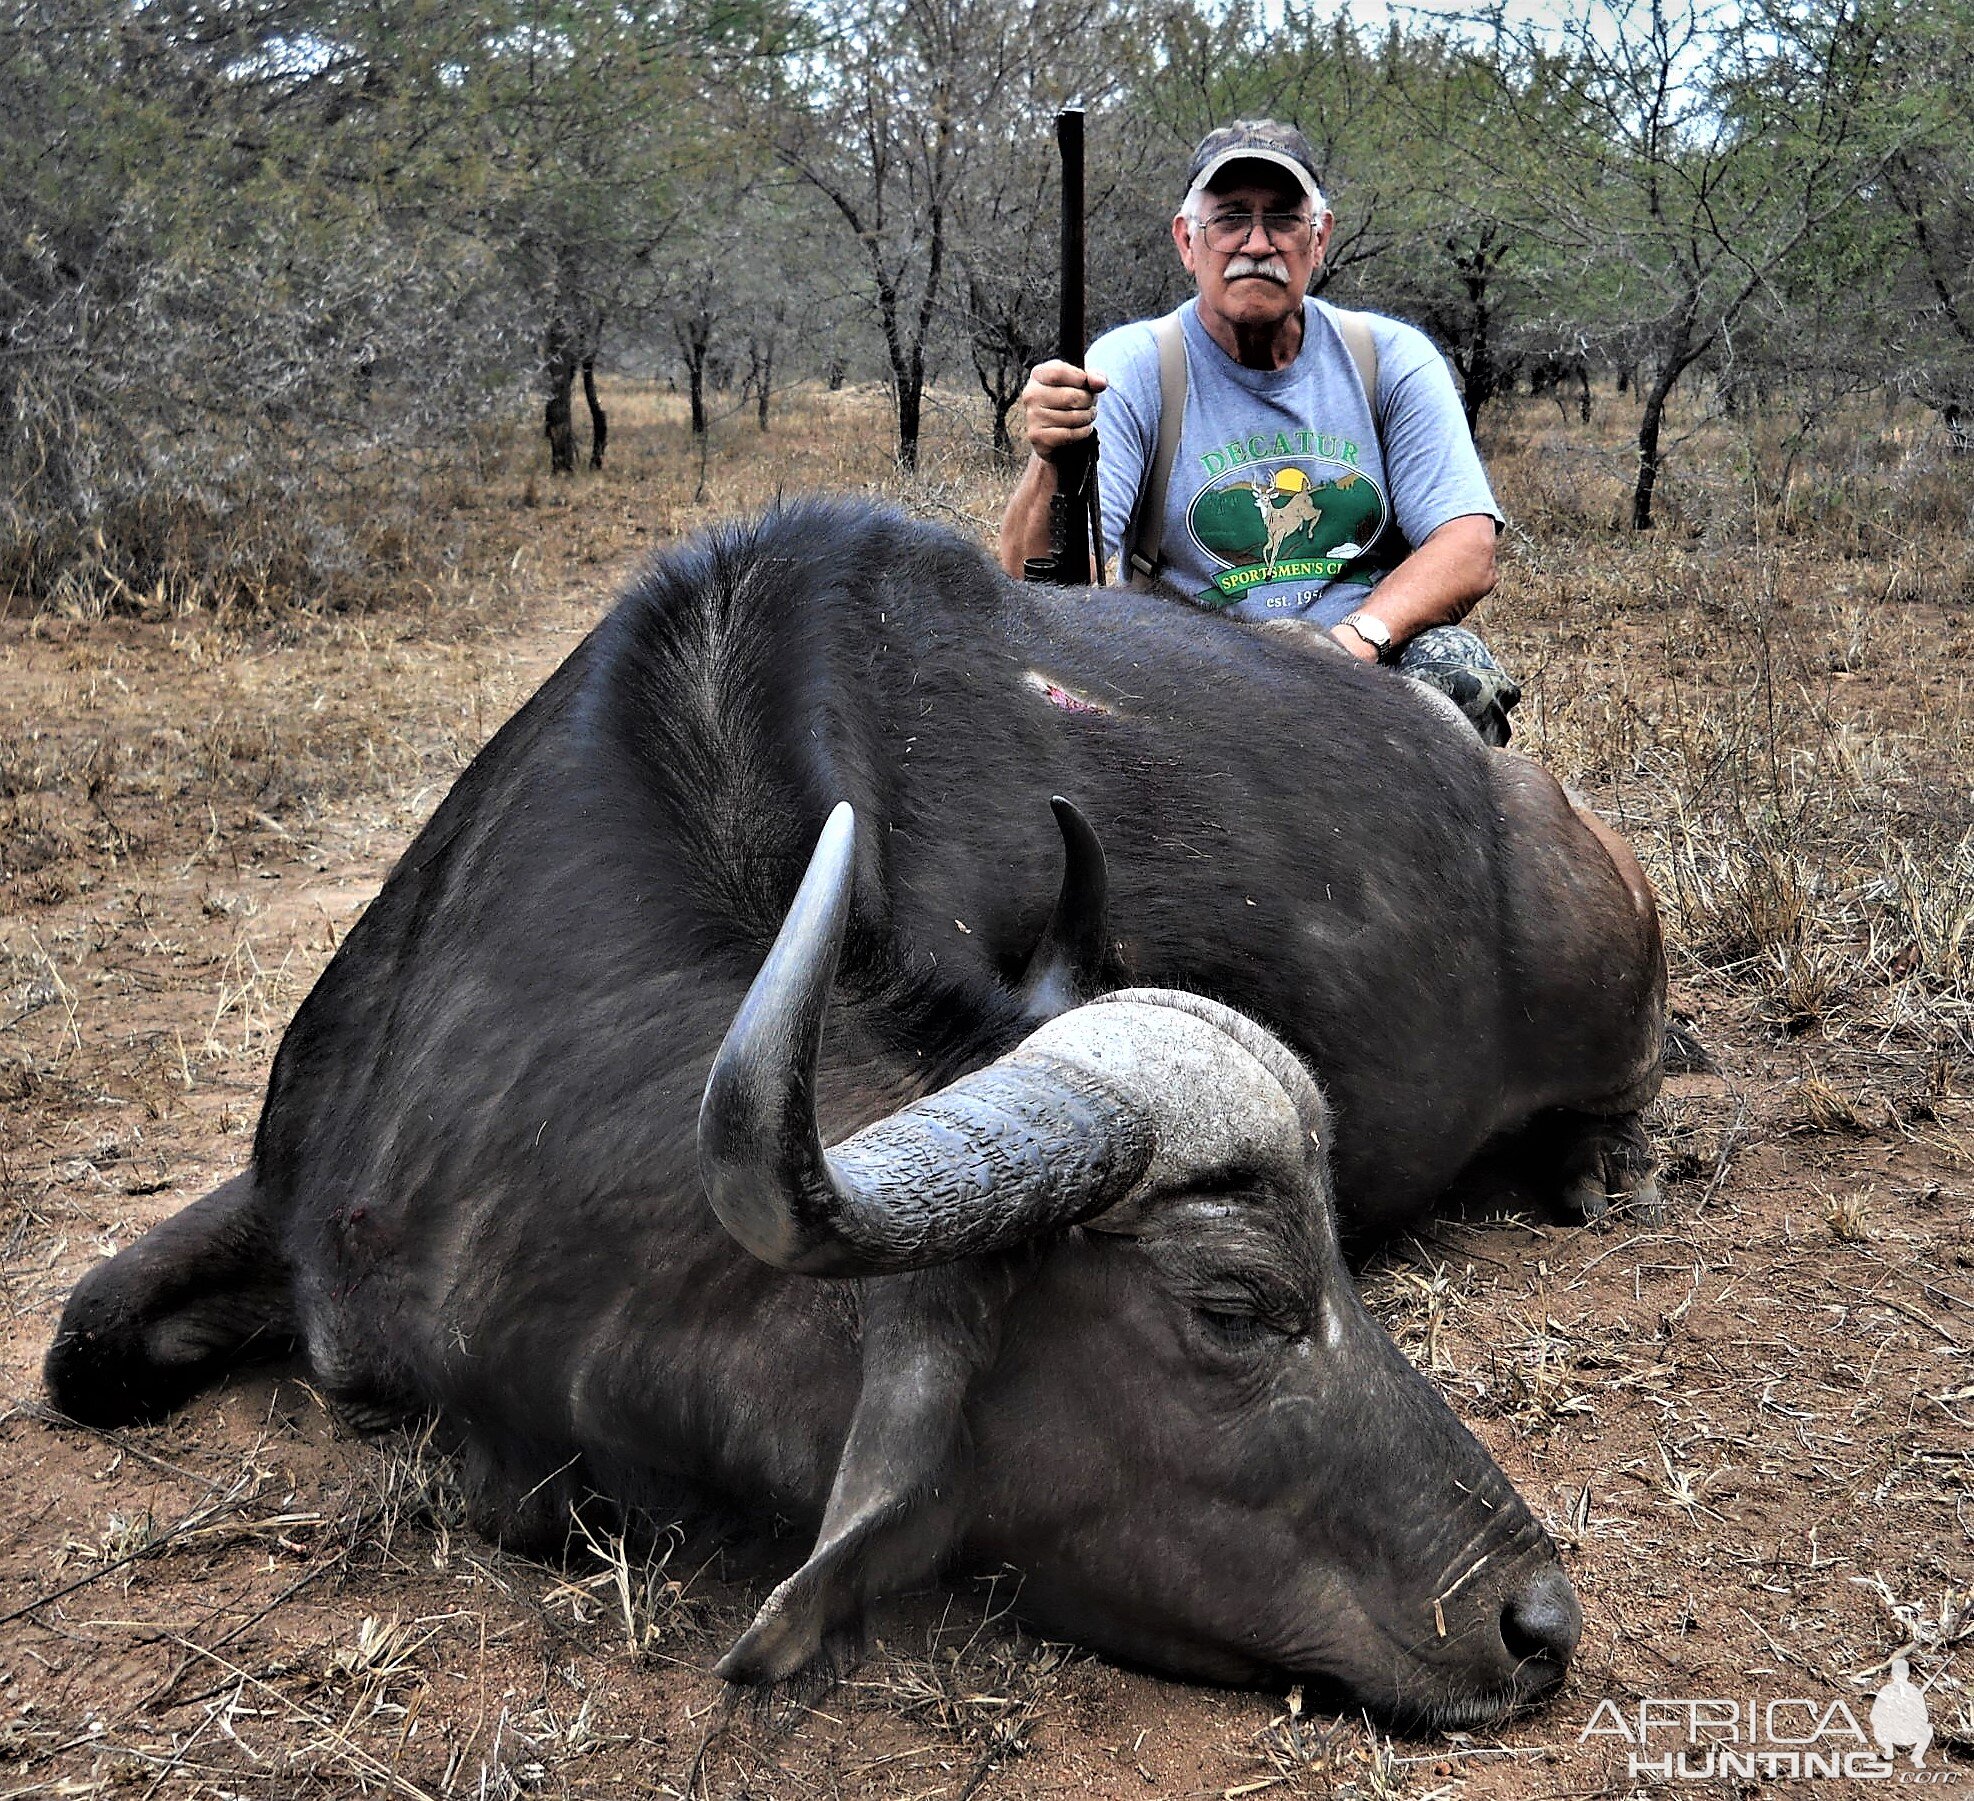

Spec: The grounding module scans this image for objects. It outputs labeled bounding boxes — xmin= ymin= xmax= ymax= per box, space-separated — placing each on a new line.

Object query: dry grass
xmin=2 ymin=374 xmax=1971 ymax=1800
xmin=1482 ymin=401 xmax=1974 ymax=1120
xmin=550 ymin=1514 xmax=708 ymax=1660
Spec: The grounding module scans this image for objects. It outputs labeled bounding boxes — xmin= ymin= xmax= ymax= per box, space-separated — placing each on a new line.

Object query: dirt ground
xmin=3 ymin=387 xmax=1972 ymax=1799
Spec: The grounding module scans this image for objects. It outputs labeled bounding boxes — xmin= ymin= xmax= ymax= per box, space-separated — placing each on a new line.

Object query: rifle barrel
xmin=1057 ymin=106 xmax=1086 ymax=366
xmin=1025 ymin=103 xmax=1101 ymax=587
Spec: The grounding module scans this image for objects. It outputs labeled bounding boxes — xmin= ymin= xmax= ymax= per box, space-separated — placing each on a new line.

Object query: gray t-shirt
xmin=1089 ymin=298 xmax=1502 ymax=626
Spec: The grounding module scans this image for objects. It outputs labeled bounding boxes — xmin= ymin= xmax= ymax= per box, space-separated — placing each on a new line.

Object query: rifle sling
xmin=1125 ymin=312 xmax=1189 ymax=587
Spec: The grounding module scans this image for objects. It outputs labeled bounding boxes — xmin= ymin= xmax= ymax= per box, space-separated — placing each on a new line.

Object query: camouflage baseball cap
xmin=1184 ymin=120 xmax=1322 ymax=203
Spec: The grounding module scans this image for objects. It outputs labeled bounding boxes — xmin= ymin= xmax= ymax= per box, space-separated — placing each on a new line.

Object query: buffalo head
xmin=700 ymin=803 xmax=1579 ymax=1726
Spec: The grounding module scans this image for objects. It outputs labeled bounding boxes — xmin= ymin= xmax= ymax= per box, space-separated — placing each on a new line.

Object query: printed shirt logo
xmin=1184 ymin=432 xmax=1392 ymax=611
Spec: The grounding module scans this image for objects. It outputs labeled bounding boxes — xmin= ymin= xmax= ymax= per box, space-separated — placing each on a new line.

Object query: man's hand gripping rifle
xmin=1024 ymin=105 xmax=1103 ymax=587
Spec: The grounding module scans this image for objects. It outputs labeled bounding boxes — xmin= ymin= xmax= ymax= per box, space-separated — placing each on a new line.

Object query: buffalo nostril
xmin=1500 ymin=1566 xmax=1581 ymax=1674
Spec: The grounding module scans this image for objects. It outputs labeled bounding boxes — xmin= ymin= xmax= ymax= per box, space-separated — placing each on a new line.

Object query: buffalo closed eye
xmin=1194 ymin=1305 xmax=1277 ymax=1350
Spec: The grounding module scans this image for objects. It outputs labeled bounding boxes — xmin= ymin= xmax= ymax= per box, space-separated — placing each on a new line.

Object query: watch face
xmin=1349 ymin=614 xmax=1390 ymax=647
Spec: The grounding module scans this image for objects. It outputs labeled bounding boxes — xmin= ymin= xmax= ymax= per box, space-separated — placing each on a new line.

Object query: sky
xmin=1290 ymin=0 xmax=1645 ymax=54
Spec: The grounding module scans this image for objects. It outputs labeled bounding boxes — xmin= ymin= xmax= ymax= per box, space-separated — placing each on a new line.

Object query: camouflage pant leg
xmin=1394 ymin=625 xmax=1522 ymax=748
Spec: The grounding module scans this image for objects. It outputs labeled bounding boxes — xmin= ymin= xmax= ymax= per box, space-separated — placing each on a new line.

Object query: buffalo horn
xmin=1015 ymin=796 xmax=1115 ymax=1017
xmin=699 ymin=804 xmax=1158 ymax=1277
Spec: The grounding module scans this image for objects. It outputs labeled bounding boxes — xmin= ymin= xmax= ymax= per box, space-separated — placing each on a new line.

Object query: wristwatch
xmin=1339 ymin=612 xmax=1393 ymax=661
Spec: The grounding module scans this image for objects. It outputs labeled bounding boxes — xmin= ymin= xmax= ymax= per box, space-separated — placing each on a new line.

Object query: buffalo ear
xmin=715 ymin=1261 xmax=1014 ymax=1685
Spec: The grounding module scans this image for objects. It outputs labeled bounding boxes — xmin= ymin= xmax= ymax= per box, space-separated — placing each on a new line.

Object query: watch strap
xmin=1340 ymin=612 xmax=1393 ymax=661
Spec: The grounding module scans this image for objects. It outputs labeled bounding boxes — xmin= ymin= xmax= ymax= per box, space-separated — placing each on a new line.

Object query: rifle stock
xmin=1025 ymin=104 xmax=1103 ymax=587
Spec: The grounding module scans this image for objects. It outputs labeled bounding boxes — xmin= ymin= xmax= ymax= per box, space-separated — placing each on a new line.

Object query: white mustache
xmin=1225 ymin=254 xmax=1290 ymax=283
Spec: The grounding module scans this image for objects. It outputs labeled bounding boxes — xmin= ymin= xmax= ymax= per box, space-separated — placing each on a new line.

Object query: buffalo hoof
xmin=1556 ymin=1116 xmax=1662 ymax=1225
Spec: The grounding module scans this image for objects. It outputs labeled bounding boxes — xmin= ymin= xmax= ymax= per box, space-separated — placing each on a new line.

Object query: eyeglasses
xmin=1195 ymin=209 xmax=1315 ymax=253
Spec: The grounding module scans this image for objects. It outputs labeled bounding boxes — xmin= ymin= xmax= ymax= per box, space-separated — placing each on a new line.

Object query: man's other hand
xmin=1021 ymin=360 xmax=1108 ymax=463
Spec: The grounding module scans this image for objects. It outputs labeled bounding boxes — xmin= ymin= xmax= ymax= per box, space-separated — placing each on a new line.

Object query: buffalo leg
xmin=44 ymin=1173 xmax=297 ymax=1424
xmin=459 ymin=1431 xmax=585 ymax=1555
xmin=1550 ymin=1110 xmax=1661 ymax=1223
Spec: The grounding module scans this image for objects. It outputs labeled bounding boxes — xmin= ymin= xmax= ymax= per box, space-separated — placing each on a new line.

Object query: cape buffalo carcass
xmin=47 ymin=498 xmax=1663 ymax=1726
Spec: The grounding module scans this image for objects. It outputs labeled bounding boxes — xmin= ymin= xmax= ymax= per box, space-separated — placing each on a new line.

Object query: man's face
xmin=1172 ymin=173 xmax=1332 ymax=337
